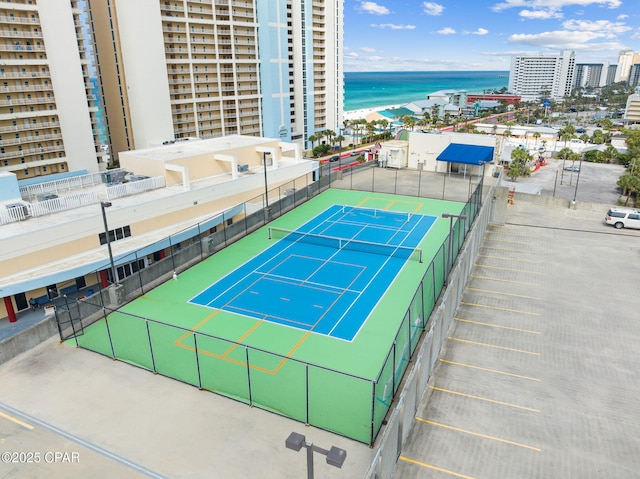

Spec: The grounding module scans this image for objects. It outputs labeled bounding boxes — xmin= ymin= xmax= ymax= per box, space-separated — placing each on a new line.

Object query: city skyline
xmin=344 ymin=0 xmax=640 ymax=72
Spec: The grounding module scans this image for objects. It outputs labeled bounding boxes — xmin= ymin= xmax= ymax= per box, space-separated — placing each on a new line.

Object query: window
xmin=99 ymin=225 xmax=132 ymax=245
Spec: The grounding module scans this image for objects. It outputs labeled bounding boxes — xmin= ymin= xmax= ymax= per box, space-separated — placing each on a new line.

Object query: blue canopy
xmin=436 ymin=143 xmax=494 ymax=165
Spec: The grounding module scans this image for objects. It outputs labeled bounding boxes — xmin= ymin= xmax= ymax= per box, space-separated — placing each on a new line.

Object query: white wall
xmin=38 ymin=1 xmax=98 ymax=172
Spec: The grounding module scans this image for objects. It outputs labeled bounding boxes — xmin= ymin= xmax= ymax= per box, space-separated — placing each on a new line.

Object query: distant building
xmin=508 ymin=50 xmax=576 ymax=101
xmin=574 ymin=63 xmax=611 ymax=88
xmin=624 ymin=90 xmax=640 ymax=125
xmin=466 ymin=94 xmax=521 ymax=105
xmin=615 ymin=49 xmax=640 ymax=83
xmin=628 ymin=64 xmax=640 ymax=88
xmin=606 ymin=64 xmax=618 ymax=85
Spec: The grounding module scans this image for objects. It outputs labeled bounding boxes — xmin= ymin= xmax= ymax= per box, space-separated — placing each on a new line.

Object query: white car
xmin=605 ymin=207 xmax=640 ymax=229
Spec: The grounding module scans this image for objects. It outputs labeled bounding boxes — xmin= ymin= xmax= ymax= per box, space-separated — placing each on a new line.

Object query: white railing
xmin=106 ymin=176 xmax=166 ymax=199
xmin=29 ymin=191 xmax=99 ymax=218
xmin=19 ymin=170 xmax=125 ymax=201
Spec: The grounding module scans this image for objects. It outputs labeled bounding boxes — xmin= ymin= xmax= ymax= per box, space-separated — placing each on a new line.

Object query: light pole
xmin=285 ymin=432 xmax=347 ymax=479
xmin=571 ymin=155 xmax=585 ymax=206
xmin=100 ymin=201 xmax=119 ymax=286
xmin=442 ymin=213 xmax=468 ymax=284
xmin=263 ymin=151 xmax=271 ymax=209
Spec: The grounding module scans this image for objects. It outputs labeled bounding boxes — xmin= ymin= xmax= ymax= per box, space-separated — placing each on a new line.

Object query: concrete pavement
xmin=393 ymin=199 xmax=640 ymax=478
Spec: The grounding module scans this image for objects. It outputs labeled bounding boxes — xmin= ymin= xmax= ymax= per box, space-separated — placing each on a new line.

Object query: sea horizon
xmin=344 ymin=70 xmax=510 ymax=112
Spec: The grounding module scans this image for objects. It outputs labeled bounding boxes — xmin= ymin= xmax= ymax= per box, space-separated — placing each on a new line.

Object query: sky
xmin=343 ymin=0 xmax=640 ymax=71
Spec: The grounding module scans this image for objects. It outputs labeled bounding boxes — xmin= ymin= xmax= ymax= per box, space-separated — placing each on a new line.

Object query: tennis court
xmin=74 ymin=189 xmax=468 ymax=443
xmin=190 ymin=205 xmax=435 ymax=341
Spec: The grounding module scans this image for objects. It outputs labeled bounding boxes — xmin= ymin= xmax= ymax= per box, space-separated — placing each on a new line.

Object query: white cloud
xmin=632 ymin=31 xmax=640 ymax=39
xmin=357 ymin=1 xmax=390 ymax=15
xmin=437 ymin=27 xmax=456 ymax=35
xmin=361 ymin=47 xmax=377 ymax=53
xmin=508 ymin=29 xmax=626 ymax=50
xmin=519 ymin=8 xmax=562 ymax=19
xmin=617 ymin=14 xmax=628 ymax=20
xmin=492 ymin=0 xmax=622 ymax=13
xmin=423 ymin=2 xmax=444 ymax=15
xmin=563 ymin=19 xmax=631 ymax=35
xmin=371 ymin=23 xmax=416 ymax=30
xmin=472 ymin=28 xmax=489 ymax=35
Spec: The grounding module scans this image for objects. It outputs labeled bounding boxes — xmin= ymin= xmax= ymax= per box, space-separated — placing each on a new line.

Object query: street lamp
xmin=442 ymin=213 xmax=468 ymax=284
xmin=263 ymin=151 xmax=271 ymax=209
xmin=285 ymin=432 xmax=347 ymax=479
xmin=571 ymin=155 xmax=585 ymax=206
xmin=100 ymin=201 xmax=119 ymax=286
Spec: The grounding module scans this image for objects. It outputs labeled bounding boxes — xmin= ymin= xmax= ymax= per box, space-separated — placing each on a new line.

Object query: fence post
xmin=305 ymin=364 xmax=310 ymax=425
xmin=194 ymin=333 xmax=202 ymax=389
xmin=370 ymin=380 xmax=376 ymax=446
xmin=146 ymin=320 xmax=157 ymax=373
xmin=245 ymin=346 xmax=252 ymax=406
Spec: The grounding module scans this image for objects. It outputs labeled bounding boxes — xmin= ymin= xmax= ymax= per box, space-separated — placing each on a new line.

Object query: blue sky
xmin=344 ymin=0 xmax=640 ymax=71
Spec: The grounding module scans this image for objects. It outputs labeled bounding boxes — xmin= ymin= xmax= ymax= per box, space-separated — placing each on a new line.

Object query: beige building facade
xmin=0 ymin=0 xmax=100 ymax=180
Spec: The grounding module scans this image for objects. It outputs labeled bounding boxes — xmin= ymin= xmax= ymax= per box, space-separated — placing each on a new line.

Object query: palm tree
xmin=532 ymin=131 xmax=541 ymax=149
xmin=366 ymin=122 xmax=376 ymax=143
xmin=402 ymin=115 xmax=416 ymax=131
xmin=558 ymin=147 xmax=572 ymax=184
xmin=308 ymin=135 xmax=317 ymax=149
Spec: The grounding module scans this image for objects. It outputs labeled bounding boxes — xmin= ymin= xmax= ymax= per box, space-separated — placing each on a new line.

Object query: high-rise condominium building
xmin=508 ymin=50 xmax=576 ymax=101
xmin=574 ymin=63 xmax=610 ymax=89
xmin=0 ymin=1 xmax=103 ymax=180
xmin=628 ymin=64 xmax=640 ymax=88
xmin=615 ymin=49 xmax=639 ymax=83
xmin=0 ymin=0 xmax=343 ymax=178
xmin=89 ymin=0 xmax=343 ymax=162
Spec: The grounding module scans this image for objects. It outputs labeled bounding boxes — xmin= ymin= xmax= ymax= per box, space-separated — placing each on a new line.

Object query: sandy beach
xmin=343 ymin=103 xmax=407 ymax=122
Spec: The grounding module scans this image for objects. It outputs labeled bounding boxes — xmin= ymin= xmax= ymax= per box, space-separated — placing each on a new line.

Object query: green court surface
xmin=75 ymin=189 xmax=467 ymax=444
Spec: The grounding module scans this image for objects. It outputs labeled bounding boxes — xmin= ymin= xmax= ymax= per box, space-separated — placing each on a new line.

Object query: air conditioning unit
xmin=6 ymin=202 xmax=30 ymax=218
xmin=237 ymin=164 xmax=249 ymax=173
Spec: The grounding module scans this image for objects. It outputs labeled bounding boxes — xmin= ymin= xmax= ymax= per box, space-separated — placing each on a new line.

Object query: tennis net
xmin=340 ymin=205 xmax=412 ymax=222
xmin=268 ymin=227 xmax=423 ymax=262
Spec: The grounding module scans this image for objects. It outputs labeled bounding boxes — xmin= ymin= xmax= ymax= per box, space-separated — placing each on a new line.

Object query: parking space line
xmin=448 ymin=336 xmax=540 ymax=356
xmin=474 ymin=263 xmax=543 ymax=274
xmin=483 ymin=238 xmax=541 ymax=246
xmin=455 ymin=317 xmax=541 ymax=334
xmin=480 ymin=245 xmax=537 ymax=254
xmin=429 ymin=386 xmax=540 ymax=412
xmin=460 ymin=301 xmax=541 ymax=316
xmin=478 ymin=253 xmax=540 ymax=264
xmin=465 ymin=287 xmax=541 ymax=300
xmin=439 ymin=359 xmax=540 ymax=381
xmin=398 ymin=456 xmax=477 ymax=479
xmin=0 ymin=410 xmax=34 ymax=430
xmin=485 ymin=232 xmax=539 ymax=238
xmin=415 ymin=418 xmax=541 ymax=452
xmin=470 ymin=275 xmax=539 ymax=285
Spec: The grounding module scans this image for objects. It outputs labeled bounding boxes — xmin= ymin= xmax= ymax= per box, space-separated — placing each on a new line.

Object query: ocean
xmin=344 ymin=71 xmax=509 ymax=112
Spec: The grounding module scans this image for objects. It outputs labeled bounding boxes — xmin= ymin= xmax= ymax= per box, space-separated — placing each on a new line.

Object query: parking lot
xmin=393 ymin=200 xmax=640 ymax=478
xmin=502 ymin=157 xmax=626 ymax=205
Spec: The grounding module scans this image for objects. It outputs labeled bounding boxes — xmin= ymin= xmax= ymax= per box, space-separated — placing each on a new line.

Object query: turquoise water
xmin=344 ymin=71 xmax=509 ymax=111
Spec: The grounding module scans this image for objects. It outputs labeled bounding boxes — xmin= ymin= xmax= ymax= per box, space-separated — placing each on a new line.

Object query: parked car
xmin=604 ymin=207 xmax=640 ymax=229
xmin=575 ymin=127 xmax=586 ymax=134
xmin=329 ymin=155 xmax=340 ymax=162
xmin=564 ymin=165 xmax=580 ymax=172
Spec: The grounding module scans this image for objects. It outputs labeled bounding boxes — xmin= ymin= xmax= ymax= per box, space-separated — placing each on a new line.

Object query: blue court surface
xmin=190 ymin=205 xmax=436 ymax=341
